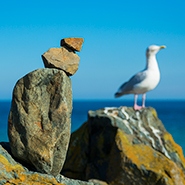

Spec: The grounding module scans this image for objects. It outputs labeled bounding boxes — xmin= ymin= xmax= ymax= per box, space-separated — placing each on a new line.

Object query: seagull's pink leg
xmin=142 ymin=94 xmax=146 ymax=108
xmin=134 ymin=94 xmax=142 ymax=110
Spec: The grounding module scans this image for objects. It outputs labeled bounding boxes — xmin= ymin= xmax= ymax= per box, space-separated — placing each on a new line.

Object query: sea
xmin=0 ymin=100 xmax=185 ymax=152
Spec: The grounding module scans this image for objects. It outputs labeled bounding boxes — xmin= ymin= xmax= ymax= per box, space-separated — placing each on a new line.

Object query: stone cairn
xmin=8 ymin=37 xmax=84 ymax=176
xmin=3 ymin=37 xmax=185 ymax=185
xmin=42 ymin=37 xmax=83 ymax=76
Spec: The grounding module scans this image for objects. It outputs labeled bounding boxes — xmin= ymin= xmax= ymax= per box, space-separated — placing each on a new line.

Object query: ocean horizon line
xmin=73 ymin=99 xmax=185 ymax=101
xmin=0 ymin=99 xmax=185 ymax=102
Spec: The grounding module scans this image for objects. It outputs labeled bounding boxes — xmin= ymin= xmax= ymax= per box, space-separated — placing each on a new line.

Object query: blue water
xmin=1 ymin=100 xmax=185 ymax=151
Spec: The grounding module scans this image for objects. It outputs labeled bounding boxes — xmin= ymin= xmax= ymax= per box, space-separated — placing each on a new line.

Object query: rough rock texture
xmin=8 ymin=68 xmax=72 ymax=176
xmin=62 ymin=107 xmax=185 ymax=185
xmin=0 ymin=143 xmax=98 ymax=185
xmin=60 ymin=37 xmax=84 ymax=52
xmin=42 ymin=46 xmax=80 ymax=76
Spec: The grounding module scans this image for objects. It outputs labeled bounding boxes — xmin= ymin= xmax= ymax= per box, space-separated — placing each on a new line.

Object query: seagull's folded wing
xmin=118 ymin=71 xmax=147 ymax=94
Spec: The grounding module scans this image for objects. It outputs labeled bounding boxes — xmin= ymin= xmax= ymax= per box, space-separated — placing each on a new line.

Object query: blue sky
xmin=0 ymin=0 xmax=185 ymax=100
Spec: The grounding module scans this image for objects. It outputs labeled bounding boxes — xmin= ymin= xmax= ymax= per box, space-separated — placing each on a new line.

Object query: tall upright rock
xmin=62 ymin=107 xmax=185 ymax=185
xmin=8 ymin=68 xmax=72 ymax=176
xmin=8 ymin=37 xmax=84 ymax=177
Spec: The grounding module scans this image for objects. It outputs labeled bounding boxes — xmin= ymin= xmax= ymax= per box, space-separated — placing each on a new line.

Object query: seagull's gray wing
xmin=115 ymin=70 xmax=147 ymax=97
xmin=127 ymin=70 xmax=147 ymax=88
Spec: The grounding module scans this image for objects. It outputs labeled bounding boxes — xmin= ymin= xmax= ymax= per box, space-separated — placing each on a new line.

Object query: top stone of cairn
xmin=60 ymin=37 xmax=84 ymax=52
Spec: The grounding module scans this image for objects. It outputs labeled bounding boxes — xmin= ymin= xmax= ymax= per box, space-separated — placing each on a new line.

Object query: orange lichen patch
xmin=34 ymin=121 xmax=43 ymax=130
xmin=115 ymin=129 xmax=185 ymax=184
xmin=1 ymin=167 xmax=64 ymax=185
xmin=13 ymin=173 xmax=64 ymax=184
xmin=19 ymin=175 xmax=26 ymax=181
xmin=164 ymin=132 xmax=185 ymax=167
xmin=5 ymin=173 xmax=65 ymax=185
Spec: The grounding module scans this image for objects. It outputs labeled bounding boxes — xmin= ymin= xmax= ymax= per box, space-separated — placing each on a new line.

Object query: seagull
xmin=115 ymin=45 xmax=166 ymax=110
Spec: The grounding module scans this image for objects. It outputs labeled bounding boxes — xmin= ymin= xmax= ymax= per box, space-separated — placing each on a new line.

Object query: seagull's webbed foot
xmin=134 ymin=104 xmax=142 ymax=110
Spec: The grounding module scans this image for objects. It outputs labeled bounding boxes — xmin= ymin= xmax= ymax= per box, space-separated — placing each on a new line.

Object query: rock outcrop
xmin=8 ymin=68 xmax=72 ymax=176
xmin=62 ymin=107 xmax=185 ymax=185
xmin=0 ymin=142 xmax=98 ymax=185
xmin=42 ymin=37 xmax=84 ymax=76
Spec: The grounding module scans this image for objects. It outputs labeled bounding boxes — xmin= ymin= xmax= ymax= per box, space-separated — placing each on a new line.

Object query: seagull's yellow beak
xmin=160 ymin=45 xmax=166 ymax=49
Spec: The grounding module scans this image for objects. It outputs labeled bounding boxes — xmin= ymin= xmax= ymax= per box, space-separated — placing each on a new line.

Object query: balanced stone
xmin=42 ymin=47 xmax=80 ymax=76
xmin=60 ymin=37 xmax=84 ymax=52
xmin=8 ymin=68 xmax=72 ymax=176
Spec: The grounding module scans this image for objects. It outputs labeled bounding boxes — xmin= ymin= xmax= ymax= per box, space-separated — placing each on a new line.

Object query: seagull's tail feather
xmin=115 ymin=82 xmax=128 ymax=98
xmin=115 ymin=92 xmax=123 ymax=98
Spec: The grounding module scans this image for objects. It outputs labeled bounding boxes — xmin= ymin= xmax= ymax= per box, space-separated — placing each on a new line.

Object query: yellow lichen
xmin=0 ymin=154 xmax=65 ymax=184
xmin=151 ymin=108 xmax=158 ymax=118
xmin=1 ymin=171 xmax=65 ymax=185
xmin=0 ymin=155 xmax=24 ymax=171
xmin=164 ymin=132 xmax=185 ymax=167
xmin=115 ymin=129 xmax=185 ymax=184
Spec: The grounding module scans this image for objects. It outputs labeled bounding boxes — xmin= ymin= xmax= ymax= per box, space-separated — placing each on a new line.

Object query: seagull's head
xmin=146 ymin=45 xmax=166 ymax=57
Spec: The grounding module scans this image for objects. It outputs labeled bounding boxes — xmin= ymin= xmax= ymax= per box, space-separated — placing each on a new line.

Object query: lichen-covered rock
xmin=60 ymin=37 xmax=84 ymax=52
xmin=0 ymin=144 xmax=63 ymax=185
xmin=42 ymin=47 xmax=80 ymax=76
xmin=56 ymin=175 xmax=98 ymax=185
xmin=0 ymin=143 xmax=97 ymax=185
xmin=62 ymin=107 xmax=185 ymax=185
xmin=8 ymin=68 xmax=72 ymax=176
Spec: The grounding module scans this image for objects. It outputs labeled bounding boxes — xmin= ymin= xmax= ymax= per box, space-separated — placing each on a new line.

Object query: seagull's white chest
xmin=133 ymin=68 xmax=160 ymax=94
